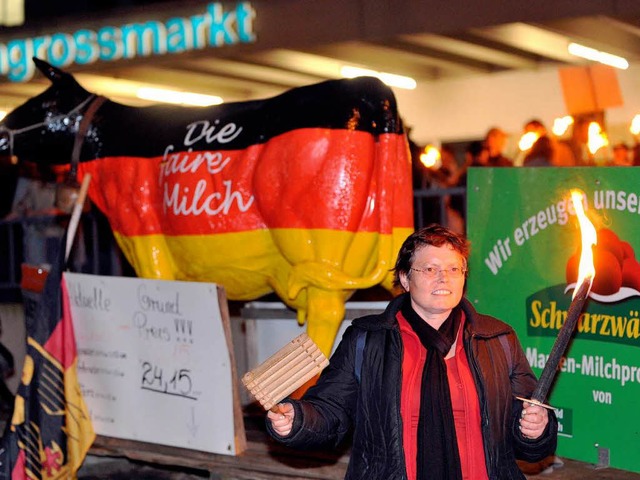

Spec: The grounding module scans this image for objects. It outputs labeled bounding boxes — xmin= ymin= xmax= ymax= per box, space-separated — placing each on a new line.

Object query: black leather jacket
xmin=267 ymin=294 xmax=558 ymax=479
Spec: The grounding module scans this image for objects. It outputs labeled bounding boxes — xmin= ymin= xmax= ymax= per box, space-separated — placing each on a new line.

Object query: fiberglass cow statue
xmin=0 ymin=57 xmax=414 ymax=355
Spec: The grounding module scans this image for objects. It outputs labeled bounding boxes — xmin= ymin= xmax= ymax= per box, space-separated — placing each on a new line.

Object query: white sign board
xmin=64 ymin=272 xmax=237 ymax=455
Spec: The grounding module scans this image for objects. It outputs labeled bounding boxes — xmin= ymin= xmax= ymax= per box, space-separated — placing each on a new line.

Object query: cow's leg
xmin=302 ymin=286 xmax=349 ymax=357
xmin=113 ymin=232 xmax=177 ymax=280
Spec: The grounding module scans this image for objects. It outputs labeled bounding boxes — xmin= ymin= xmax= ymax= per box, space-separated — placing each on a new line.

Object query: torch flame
xmin=570 ymin=189 xmax=597 ymax=298
xmin=552 ymin=116 xmax=574 ymax=136
xmin=419 ymin=145 xmax=442 ymax=169
xmin=587 ymin=122 xmax=609 ymax=155
xmin=630 ymin=114 xmax=640 ymax=136
xmin=518 ymin=131 xmax=540 ymax=151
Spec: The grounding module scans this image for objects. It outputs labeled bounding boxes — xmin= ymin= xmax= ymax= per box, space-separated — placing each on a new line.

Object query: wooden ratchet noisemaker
xmin=242 ymin=333 xmax=329 ymax=411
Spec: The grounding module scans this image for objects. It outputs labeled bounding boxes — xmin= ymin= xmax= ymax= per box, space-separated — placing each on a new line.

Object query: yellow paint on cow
xmin=113 ymin=226 xmax=412 ymax=354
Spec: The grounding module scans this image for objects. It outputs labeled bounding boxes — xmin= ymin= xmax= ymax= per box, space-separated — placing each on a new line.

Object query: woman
xmin=267 ymin=224 xmax=557 ymax=479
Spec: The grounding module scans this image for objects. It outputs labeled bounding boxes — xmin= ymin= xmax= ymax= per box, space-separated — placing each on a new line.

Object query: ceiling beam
xmin=536 ymin=16 xmax=640 ymax=60
xmin=470 ymin=22 xmax=582 ymax=64
xmin=305 ymin=40 xmax=485 ymax=81
xmin=399 ymin=33 xmax=540 ymax=70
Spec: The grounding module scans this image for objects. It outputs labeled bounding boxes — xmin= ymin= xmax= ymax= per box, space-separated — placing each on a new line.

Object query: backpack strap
xmin=355 ymin=330 xmax=367 ymax=383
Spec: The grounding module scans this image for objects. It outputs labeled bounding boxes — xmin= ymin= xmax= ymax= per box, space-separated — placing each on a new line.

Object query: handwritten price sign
xmin=65 ymin=272 xmax=237 ymax=455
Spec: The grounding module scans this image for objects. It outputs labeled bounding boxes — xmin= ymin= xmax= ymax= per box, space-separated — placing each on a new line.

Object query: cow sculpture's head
xmin=3 ymin=58 xmax=414 ymax=355
xmin=0 ymin=58 xmax=95 ymax=169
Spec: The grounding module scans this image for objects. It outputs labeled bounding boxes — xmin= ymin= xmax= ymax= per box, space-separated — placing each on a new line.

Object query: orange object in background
xmin=558 ymin=65 xmax=623 ymax=116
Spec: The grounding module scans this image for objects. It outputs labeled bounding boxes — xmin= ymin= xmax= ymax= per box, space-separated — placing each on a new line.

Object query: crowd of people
xmin=418 ymin=118 xmax=640 ymax=186
xmin=411 ymin=118 xmax=640 ymax=233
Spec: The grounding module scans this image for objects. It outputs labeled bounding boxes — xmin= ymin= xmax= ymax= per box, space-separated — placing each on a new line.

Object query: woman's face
xmin=399 ymin=244 xmax=466 ymax=323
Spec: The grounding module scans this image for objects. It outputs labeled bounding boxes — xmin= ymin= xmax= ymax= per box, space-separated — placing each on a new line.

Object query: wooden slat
xmin=242 ymin=333 xmax=329 ymax=411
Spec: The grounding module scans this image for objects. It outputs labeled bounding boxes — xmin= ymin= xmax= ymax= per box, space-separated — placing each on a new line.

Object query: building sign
xmin=467 ymin=167 xmax=640 ymax=474
xmin=0 ymin=1 xmax=255 ymax=82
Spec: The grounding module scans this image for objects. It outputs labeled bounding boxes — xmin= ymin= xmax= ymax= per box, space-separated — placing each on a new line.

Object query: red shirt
xmin=398 ymin=310 xmax=489 ymax=480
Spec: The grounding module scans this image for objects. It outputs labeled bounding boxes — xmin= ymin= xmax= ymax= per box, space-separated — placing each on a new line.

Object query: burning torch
xmin=518 ymin=189 xmax=597 ymax=409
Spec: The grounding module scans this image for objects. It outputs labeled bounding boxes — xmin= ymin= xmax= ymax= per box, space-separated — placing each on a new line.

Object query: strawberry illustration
xmin=565 ymin=228 xmax=639 ymax=295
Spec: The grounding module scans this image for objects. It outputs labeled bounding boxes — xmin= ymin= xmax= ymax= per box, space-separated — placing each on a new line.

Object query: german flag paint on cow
xmin=0 ymin=59 xmax=413 ymax=355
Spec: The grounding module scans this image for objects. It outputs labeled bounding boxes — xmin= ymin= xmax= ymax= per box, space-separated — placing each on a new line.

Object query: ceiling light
xmin=567 ymin=42 xmax=629 ymax=70
xmin=340 ymin=66 xmax=417 ymax=90
xmin=136 ymin=87 xmax=223 ymax=106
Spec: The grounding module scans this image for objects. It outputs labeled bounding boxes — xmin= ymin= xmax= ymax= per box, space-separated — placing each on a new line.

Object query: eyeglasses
xmin=410 ymin=266 xmax=467 ymax=278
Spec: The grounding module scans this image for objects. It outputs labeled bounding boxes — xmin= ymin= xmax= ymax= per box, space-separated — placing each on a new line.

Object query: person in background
xmin=266 ymin=224 xmax=557 ymax=480
xmin=522 ymin=119 xmax=576 ymax=167
xmin=632 ymin=140 xmax=640 ymax=166
xmin=420 ymin=145 xmax=464 ymax=189
xmin=611 ymin=142 xmax=633 ymax=166
xmin=484 ymin=127 xmax=512 ymax=166
xmin=438 ymin=146 xmax=465 ymax=235
xmin=522 ymin=119 xmax=553 ymax=166
xmin=4 ymin=177 xmax=65 ymax=269
xmin=438 ymin=145 xmax=462 ymax=186
xmin=455 ymin=140 xmax=488 ymax=188
xmin=466 ymin=140 xmax=489 ymax=168
xmin=417 ymin=146 xmax=466 ymax=235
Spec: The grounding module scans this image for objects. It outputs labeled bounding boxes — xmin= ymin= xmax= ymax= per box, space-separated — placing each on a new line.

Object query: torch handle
xmin=530 ymin=278 xmax=591 ymax=404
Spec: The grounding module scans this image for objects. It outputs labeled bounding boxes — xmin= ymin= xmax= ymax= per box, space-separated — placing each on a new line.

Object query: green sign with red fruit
xmin=467 ymin=167 xmax=640 ymax=473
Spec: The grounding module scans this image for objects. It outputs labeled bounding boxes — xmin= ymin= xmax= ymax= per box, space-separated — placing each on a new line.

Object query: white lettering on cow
xmin=164 ymin=179 xmax=254 ymax=216
xmin=183 ymin=120 xmax=243 ymax=147
xmin=159 ymin=124 xmax=252 ymax=217
xmin=160 ymin=145 xmax=231 ymax=181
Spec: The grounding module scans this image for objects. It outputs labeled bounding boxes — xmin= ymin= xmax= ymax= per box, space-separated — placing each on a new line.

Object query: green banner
xmin=467 ymin=167 xmax=640 ymax=473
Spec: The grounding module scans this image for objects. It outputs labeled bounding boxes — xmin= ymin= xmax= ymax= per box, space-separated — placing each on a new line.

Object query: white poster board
xmin=64 ymin=272 xmax=238 ymax=455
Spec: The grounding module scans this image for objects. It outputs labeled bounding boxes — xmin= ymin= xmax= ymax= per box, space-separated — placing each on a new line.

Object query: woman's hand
xmin=519 ymin=401 xmax=549 ymax=440
xmin=267 ymin=402 xmax=295 ymax=437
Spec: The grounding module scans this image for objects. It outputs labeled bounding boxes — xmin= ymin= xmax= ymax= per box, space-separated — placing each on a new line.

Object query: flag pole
xmin=64 ymin=174 xmax=92 ymax=263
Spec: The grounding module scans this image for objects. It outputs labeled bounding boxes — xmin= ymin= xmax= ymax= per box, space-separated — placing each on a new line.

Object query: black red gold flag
xmin=0 ymin=233 xmax=94 ymax=479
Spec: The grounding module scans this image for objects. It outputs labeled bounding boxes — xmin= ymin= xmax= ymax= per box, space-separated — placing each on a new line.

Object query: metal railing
xmin=0 ymin=187 xmax=466 ymax=301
